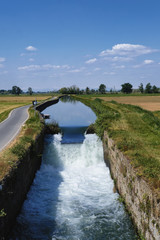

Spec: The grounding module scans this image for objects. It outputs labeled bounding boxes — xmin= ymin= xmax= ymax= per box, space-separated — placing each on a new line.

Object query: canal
xmin=11 ymin=97 xmax=137 ymax=240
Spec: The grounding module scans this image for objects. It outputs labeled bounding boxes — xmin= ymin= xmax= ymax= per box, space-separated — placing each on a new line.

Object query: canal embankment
xmin=0 ymin=97 xmax=60 ymax=239
xmin=74 ymin=96 xmax=160 ymax=240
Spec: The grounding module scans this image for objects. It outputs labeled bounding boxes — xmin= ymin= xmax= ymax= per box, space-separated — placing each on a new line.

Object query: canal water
xmin=11 ymin=97 xmax=138 ymax=240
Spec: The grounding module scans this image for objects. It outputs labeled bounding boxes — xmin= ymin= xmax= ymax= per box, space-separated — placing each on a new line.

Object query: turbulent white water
xmin=12 ymin=134 xmax=137 ymax=240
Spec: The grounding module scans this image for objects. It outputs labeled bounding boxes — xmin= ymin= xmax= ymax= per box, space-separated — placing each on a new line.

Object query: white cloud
xmin=103 ymin=71 xmax=116 ymax=75
xmin=62 ymin=65 xmax=71 ymax=69
xmin=85 ymin=58 xmax=97 ymax=64
xmin=86 ymin=72 xmax=92 ymax=76
xmin=68 ymin=69 xmax=82 ymax=73
xmin=42 ymin=64 xmax=70 ymax=70
xmin=18 ymin=64 xmax=71 ymax=71
xmin=18 ymin=65 xmax=41 ymax=71
xmin=26 ymin=46 xmax=37 ymax=51
xmin=132 ymin=64 xmax=141 ymax=68
xmin=29 ymin=58 xmax=35 ymax=62
xmin=133 ymin=59 xmax=154 ymax=68
xmin=94 ymin=67 xmax=101 ymax=71
xmin=0 ymin=64 xmax=4 ymax=68
xmin=68 ymin=67 xmax=85 ymax=73
xmin=42 ymin=64 xmax=61 ymax=70
xmin=114 ymin=65 xmax=125 ymax=69
xmin=0 ymin=57 xmax=5 ymax=63
xmin=144 ymin=59 xmax=154 ymax=64
xmin=100 ymin=43 xmax=157 ymax=57
xmin=112 ymin=56 xmax=132 ymax=62
xmin=0 ymin=70 xmax=8 ymax=75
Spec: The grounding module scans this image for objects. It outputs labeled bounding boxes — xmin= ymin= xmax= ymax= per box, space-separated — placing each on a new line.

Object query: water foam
xmin=11 ymin=134 xmax=137 ymax=240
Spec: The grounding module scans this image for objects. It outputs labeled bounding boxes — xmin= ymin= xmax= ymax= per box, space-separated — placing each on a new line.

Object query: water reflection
xmin=60 ymin=96 xmax=77 ymax=104
xmin=42 ymin=96 xmax=96 ymax=128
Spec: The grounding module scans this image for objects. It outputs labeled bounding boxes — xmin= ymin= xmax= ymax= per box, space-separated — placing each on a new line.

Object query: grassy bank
xmin=74 ymin=96 xmax=160 ymax=191
xmin=0 ymin=107 xmax=44 ymax=180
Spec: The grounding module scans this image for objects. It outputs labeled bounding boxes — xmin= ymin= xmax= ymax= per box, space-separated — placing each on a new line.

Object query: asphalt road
xmin=0 ymin=105 xmax=30 ymax=151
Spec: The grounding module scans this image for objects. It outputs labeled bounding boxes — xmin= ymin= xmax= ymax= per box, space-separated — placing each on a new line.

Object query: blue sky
xmin=1 ymin=0 xmax=160 ymax=91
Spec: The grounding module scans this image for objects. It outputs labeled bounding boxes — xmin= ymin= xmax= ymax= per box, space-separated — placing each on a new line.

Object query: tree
xmin=152 ymin=85 xmax=159 ymax=93
xmin=90 ymin=89 xmax=96 ymax=94
xmin=28 ymin=87 xmax=33 ymax=95
xmin=139 ymin=83 xmax=144 ymax=93
xmin=12 ymin=86 xmax=22 ymax=95
xmin=145 ymin=83 xmax=152 ymax=93
xmin=99 ymin=84 xmax=106 ymax=94
xmin=59 ymin=87 xmax=68 ymax=94
xmin=121 ymin=83 xmax=133 ymax=94
xmin=85 ymin=87 xmax=90 ymax=94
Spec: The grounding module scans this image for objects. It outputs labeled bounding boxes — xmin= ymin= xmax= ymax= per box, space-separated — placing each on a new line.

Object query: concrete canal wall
xmin=103 ymin=131 xmax=160 ymax=240
xmin=0 ymin=97 xmax=60 ymax=239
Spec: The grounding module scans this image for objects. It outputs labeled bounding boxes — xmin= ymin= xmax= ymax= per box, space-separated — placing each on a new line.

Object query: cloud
xmin=68 ymin=67 xmax=85 ymax=73
xmin=112 ymin=56 xmax=132 ymax=62
xmin=18 ymin=65 xmax=41 ymax=71
xmin=0 ymin=70 xmax=8 ymax=75
xmin=68 ymin=69 xmax=82 ymax=73
xmin=18 ymin=64 xmax=71 ymax=71
xmin=0 ymin=64 xmax=4 ymax=68
xmin=94 ymin=67 xmax=101 ymax=71
xmin=103 ymin=71 xmax=116 ymax=75
xmin=29 ymin=58 xmax=35 ymax=62
xmin=42 ymin=64 xmax=70 ymax=70
xmin=26 ymin=46 xmax=37 ymax=51
xmin=85 ymin=58 xmax=97 ymax=64
xmin=42 ymin=64 xmax=61 ymax=70
xmin=144 ymin=59 xmax=154 ymax=64
xmin=114 ymin=65 xmax=126 ymax=69
xmin=100 ymin=44 xmax=157 ymax=57
xmin=133 ymin=59 xmax=154 ymax=68
xmin=0 ymin=57 xmax=5 ymax=63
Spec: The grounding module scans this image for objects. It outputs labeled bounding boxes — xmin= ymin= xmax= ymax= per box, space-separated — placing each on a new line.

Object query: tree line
xmin=121 ymin=83 xmax=159 ymax=94
xmin=59 ymin=83 xmax=160 ymax=95
xmin=59 ymin=84 xmax=106 ymax=94
xmin=0 ymin=83 xmax=159 ymax=95
xmin=0 ymin=86 xmax=33 ymax=95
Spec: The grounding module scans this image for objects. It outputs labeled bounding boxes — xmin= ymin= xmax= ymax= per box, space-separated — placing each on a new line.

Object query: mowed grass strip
xmin=74 ymin=96 xmax=160 ymax=192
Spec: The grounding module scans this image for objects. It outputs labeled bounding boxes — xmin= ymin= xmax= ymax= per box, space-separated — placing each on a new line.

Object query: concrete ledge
xmin=35 ymin=97 xmax=59 ymax=112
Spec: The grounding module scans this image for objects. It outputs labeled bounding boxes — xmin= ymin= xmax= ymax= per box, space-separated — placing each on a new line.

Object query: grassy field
xmin=0 ymin=95 xmax=52 ymax=123
xmin=97 ymin=96 xmax=160 ymax=111
xmin=74 ymin=96 xmax=160 ymax=192
xmin=77 ymin=94 xmax=160 ymax=111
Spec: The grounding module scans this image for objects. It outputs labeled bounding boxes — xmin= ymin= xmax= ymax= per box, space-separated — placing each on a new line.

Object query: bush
xmin=45 ymin=121 xmax=61 ymax=134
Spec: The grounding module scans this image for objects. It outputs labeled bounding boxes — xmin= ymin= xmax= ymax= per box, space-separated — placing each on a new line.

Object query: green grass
xmin=45 ymin=121 xmax=61 ymax=134
xmin=74 ymin=96 xmax=160 ymax=190
xmin=76 ymin=92 xmax=160 ymax=98
xmin=0 ymin=107 xmax=44 ymax=180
